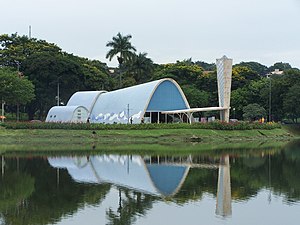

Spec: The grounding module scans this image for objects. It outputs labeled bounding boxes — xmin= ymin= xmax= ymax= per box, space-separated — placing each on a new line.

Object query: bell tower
xmin=216 ymin=56 xmax=232 ymax=122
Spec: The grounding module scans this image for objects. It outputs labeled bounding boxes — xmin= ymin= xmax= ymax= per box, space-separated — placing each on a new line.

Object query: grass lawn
xmin=0 ymin=127 xmax=296 ymax=154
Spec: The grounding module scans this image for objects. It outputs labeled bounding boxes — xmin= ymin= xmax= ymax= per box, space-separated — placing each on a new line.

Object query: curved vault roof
xmin=67 ymin=90 xmax=107 ymax=112
xmin=45 ymin=106 xmax=88 ymax=122
xmin=90 ymin=78 xmax=190 ymax=124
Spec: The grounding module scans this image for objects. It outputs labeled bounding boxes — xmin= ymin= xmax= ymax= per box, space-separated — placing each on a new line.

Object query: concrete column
xmin=216 ymin=56 xmax=232 ymax=122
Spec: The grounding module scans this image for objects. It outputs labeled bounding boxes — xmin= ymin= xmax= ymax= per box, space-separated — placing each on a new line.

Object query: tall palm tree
xmin=128 ymin=52 xmax=154 ymax=84
xmin=106 ymin=32 xmax=136 ymax=66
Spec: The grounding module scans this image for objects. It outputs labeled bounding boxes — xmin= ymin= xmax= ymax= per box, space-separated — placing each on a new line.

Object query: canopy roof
xmin=161 ymin=106 xmax=230 ymax=114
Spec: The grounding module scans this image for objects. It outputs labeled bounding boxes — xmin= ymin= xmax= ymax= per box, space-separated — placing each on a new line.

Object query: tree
xmin=268 ymin=62 xmax=292 ymax=72
xmin=242 ymin=103 xmax=266 ymax=121
xmin=153 ymin=62 xmax=203 ymax=85
xmin=0 ymin=33 xmax=61 ymax=69
xmin=125 ymin=52 xmax=154 ymax=84
xmin=0 ymin=68 xmax=35 ymax=120
xmin=21 ymin=52 xmax=86 ymax=119
xmin=232 ymin=66 xmax=260 ymax=90
xmin=283 ymin=84 xmax=300 ymax=123
xmin=70 ymin=56 xmax=113 ymax=91
xmin=106 ymin=33 xmax=137 ymax=88
xmin=106 ymin=32 xmax=136 ymax=65
xmin=234 ymin=61 xmax=268 ymax=76
xmin=195 ymin=61 xmax=216 ymax=71
xmin=0 ymin=172 xmax=35 ymax=211
xmin=182 ymin=85 xmax=209 ymax=108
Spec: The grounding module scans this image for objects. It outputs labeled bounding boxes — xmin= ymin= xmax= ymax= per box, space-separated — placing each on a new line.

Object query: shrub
xmin=1 ymin=121 xmax=281 ymax=130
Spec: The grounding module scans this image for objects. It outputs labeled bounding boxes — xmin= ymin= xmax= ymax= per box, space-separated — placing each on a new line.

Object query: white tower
xmin=216 ymin=56 xmax=232 ymax=122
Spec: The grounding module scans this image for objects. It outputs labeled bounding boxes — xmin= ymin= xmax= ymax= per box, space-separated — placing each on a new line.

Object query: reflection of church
xmin=48 ymin=154 xmax=232 ymax=217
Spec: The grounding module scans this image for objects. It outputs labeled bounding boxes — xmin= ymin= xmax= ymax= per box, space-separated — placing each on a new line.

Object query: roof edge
xmin=142 ymin=78 xmax=191 ymax=116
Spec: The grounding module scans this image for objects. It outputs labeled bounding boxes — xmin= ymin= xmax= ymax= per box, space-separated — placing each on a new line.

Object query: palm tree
xmin=128 ymin=52 xmax=154 ymax=84
xmin=106 ymin=32 xmax=136 ymax=66
xmin=106 ymin=33 xmax=136 ymax=88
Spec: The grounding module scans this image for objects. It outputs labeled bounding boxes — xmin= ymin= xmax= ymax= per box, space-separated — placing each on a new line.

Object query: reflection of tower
xmin=1 ymin=156 xmax=4 ymax=177
xmin=216 ymin=155 xmax=232 ymax=217
xmin=216 ymin=56 xmax=232 ymax=122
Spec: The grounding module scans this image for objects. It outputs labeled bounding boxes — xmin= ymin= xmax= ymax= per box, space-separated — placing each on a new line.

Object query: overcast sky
xmin=2 ymin=0 xmax=300 ymax=68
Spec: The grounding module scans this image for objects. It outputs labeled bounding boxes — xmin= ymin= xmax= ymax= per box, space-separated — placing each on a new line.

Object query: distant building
xmin=270 ymin=69 xmax=284 ymax=75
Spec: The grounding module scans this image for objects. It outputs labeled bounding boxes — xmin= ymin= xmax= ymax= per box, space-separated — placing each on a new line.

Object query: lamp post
xmin=267 ymin=74 xmax=272 ymax=122
xmin=57 ymin=79 xmax=60 ymax=106
xmin=233 ymin=108 xmax=236 ymax=119
xmin=56 ymin=77 xmax=61 ymax=106
xmin=1 ymin=99 xmax=5 ymax=123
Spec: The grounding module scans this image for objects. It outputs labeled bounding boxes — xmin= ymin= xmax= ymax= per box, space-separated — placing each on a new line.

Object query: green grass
xmin=0 ymin=127 xmax=296 ymax=154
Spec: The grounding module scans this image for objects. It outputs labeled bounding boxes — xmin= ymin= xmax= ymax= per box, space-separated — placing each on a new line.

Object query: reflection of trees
xmin=0 ymin=172 xmax=35 ymax=211
xmin=1 ymin=158 xmax=111 ymax=225
xmin=106 ymin=188 xmax=158 ymax=225
xmin=171 ymin=145 xmax=300 ymax=204
xmin=174 ymin=169 xmax=218 ymax=204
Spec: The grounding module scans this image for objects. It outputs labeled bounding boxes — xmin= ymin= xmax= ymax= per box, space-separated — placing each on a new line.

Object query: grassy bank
xmin=0 ymin=126 xmax=296 ymax=154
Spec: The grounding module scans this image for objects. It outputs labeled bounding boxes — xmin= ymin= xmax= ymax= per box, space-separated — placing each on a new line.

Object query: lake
xmin=1 ymin=140 xmax=300 ymax=225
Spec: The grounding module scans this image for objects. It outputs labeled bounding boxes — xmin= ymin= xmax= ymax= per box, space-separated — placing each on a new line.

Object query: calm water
xmin=1 ymin=140 xmax=300 ymax=225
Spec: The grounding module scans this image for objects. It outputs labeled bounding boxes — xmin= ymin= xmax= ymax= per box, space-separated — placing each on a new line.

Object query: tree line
xmin=0 ymin=33 xmax=299 ymax=122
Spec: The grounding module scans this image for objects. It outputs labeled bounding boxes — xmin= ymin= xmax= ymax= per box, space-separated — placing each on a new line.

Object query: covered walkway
xmin=161 ymin=106 xmax=230 ymax=124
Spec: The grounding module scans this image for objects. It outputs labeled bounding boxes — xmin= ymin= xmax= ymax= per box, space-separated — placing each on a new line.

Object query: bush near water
xmin=0 ymin=121 xmax=281 ymax=130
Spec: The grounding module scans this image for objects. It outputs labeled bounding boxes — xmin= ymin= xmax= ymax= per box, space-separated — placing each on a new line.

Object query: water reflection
xmin=48 ymin=154 xmax=233 ymax=218
xmin=216 ymin=155 xmax=231 ymax=217
xmin=1 ymin=141 xmax=300 ymax=225
xmin=49 ymin=155 xmax=191 ymax=197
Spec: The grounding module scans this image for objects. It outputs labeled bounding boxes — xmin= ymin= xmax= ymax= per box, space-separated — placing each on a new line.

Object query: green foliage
xmin=0 ymin=67 xmax=35 ymax=105
xmin=21 ymin=51 xmax=111 ymax=119
xmin=0 ymin=172 xmax=35 ymax=211
xmin=153 ymin=61 xmax=203 ymax=85
xmin=1 ymin=158 xmax=111 ymax=225
xmin=106 ymin=32 xmax=136 ymax=64
xmin=232 ymin=66 xmax=260 ymax=90
xmin=2 ymin=121 xmax=281 ymax=130
xmin=124 ymin=52 xmax=154 ymax=84
xmin=268 ymin=62 xmax=292 ymax=72
xmin=182 ymin=85 xmax=209 ymax=108
xmin=243 ymin=103 xmax=267 ymax=121
xmin=268 ymin=70 xmax=300 ymax=121
xmin=283 ymin=84 xmax=300 ymax=123
xmin=72 ymin=56 xmax=112 ymax=91
xmin=231 ymin=79 xmax=269 ymax=119
xmin=234 ymin=61 xmax=268 ymax=76
xmin=21 ymin=52 xmax=86 ymax=119
xmin=0 ymin=33 xmax=61 ymax=69
xmin=194 ymin=61 xmax=216 ymax=71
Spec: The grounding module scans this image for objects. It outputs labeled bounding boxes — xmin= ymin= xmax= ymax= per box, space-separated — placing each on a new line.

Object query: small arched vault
xmin=46 ymin=106 xmax=89 ymax=123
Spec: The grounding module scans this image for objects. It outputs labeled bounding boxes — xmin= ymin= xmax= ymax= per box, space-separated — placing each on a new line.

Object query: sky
xmin=1 ymin=0 xmax=300 ymax=68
